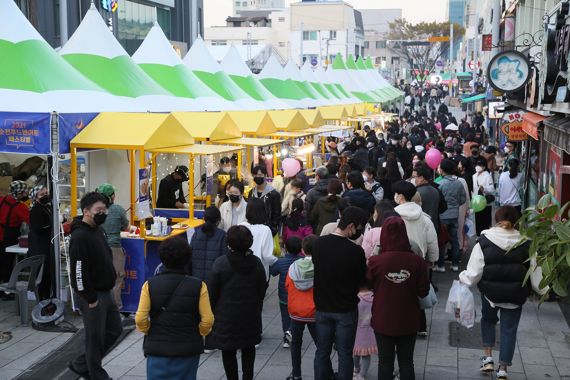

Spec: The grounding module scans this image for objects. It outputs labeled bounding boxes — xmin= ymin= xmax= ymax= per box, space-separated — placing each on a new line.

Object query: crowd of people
xmin=0 ymin=99 xmax=547 ymax=380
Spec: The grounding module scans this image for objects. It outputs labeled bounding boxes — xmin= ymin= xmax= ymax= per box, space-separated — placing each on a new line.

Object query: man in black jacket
xmin=248 ymin=165 xmax=281 ymax=236
xmin=68 ymin=192 xmax=123 ymax=380
xmin=304 ymin=166 xmax=329 ymax=218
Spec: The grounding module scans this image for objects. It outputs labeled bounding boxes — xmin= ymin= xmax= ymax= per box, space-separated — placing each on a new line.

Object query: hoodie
xmin=69 ymin=218 xmax=116 ymax=304
xmin=310 ymin=194 xmax=340 ymax=235
xmin=395 ymin=202 xmax=439 ymax=262
xmin=459 ymin=227 xmax=547 ymax=308
xmin=270 ymin=253 xmax=301 ymax=304
xmin=305 ymin=178 xmax=330 ymax=215
xmin=342 ymin=188 xmax=376 ymax=216
xmin=248 ymin=184 xmax=281 ymax=235
xmin=285 ymin=257 xmax=316 ymax=322
xmin=367 ymin=217 xmax=429 ymax=336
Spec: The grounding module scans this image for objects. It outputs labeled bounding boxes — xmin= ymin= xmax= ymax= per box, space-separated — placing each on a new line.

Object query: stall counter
xmin=119 ymin=218 xmax=204 ymax=312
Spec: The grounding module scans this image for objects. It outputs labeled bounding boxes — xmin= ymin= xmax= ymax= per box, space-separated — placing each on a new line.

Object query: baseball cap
xmin=175 ymin=165 xmax=189 ymax=181
xmin=97 ymin=183 xmax=116 ymax=197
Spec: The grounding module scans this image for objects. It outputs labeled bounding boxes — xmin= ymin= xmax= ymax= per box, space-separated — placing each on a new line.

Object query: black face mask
xmin=20 ymin=196 xmax=29 ymax=203
xmin=253 ymin=177 xmax=265 ymax=185
xmin=229 ymin=194 xmax=241 ymax=203
xmin=349 ymin=226 xmax=364 ymax=240
xmin=93 ymin=212 xmax=107 ymax=226
xmin=39 ymin=195 xmax=50 ymax=205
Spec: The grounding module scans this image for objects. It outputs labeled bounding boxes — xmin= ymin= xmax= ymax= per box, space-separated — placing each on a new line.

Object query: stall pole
xmin=139 ymin=149 xmax=146 ymax=238
xmin=151 ymin=153 xmax=157 ymax=209
xmin=70 ymin=145 xmax=78 ymax=217
xmin=273 ymin=143 xmax=278 ymax=177
xmin=129 ymin=150 xmax=136 ymax=224
xmin=321 ymin=136 xmax=326 ymax=155
xmin=237 ymin=150 xmax=243 ymax=180
xmin=246 ymin=147 xmax=251 ymax=173
xmin=50 ymin=112 xmax=62 ymax=299
xmin=189 ymin=154 xmax=195 ymax=219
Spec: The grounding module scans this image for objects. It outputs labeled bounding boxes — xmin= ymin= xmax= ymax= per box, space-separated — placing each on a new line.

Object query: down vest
xmin=189 ymin=226 xmax=228 ymax=282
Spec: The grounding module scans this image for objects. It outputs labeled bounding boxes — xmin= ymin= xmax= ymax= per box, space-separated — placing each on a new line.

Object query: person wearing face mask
xmin=312 ymin=206 xmax=368 ymax=380
xmin=97 ymin=183 xmax=129 ymax=311
xmin=473 ymin=157 xmax=495 ymax=235
xmin=156 ymin=165 xmax=189 ymax=209
xmin=502 ymin=141 xmax=517 ymax=173
xmin=0 ymin=180 xmax=30 ymax=289
xmin=219 ymin=180 xmax=247 ymax=232
xmin=213 ymin=157 xmax=237 ymax=204
xmin=68 ymin=192 xmax=123 ymax=380
xmin=366 ymin=137 xmax=381 ymax=170
xmin=342 ymin=171 xmax=376 ymax=217
xmin=248 ymin=165 xmax=282 ymax=236
xmin=351 ymin=136 xmax=370 ymax=173
xmin=27 ymin=186 xmax=57 ymax=301
xmin=363 ymin=167 xmax=384 ymax=201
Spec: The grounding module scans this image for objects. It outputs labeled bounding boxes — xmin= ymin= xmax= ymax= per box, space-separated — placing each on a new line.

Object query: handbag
xmin=477 ymin=176 xmax=495 ymax=203
xmin=419 ymin=284 xmax=438 ymax=309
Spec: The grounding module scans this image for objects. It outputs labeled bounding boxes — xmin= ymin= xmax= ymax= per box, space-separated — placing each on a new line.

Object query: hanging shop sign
xmin=501 ymin=111 xmax=528 ymax=141
xmin=0 ymin=112 xmax=50 ymax=154
xmin=487 ymin=50 xmax=531 ymax=93
xmin=482 ymin=34 xmax=493 ymax=51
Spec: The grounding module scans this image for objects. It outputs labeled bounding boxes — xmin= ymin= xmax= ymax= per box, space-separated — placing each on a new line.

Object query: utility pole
xmin=491 ymin=0 xmax=501 ymax=58
xmin=449 ymin=23 xmax=454 ymax=64
xmin=59 ymin=0 xmax=68 ymax=45
xmin=300 ymin=21 xmax=304 ymax=66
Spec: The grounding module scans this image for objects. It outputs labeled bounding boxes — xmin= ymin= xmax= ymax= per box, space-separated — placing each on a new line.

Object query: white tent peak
xmin=300 ymin=60 xmax=318 ymax=82
xmin=60 ymin=5 xmax=127 ymax=59
xmin=183 ymin=36 xmax=221 ymax=73
xmin=132 ymin=24 xmax=181 ymax=67
xmin=283 ymin=59 xmax=303 ymax=82
xmin=258 ymin=54 xmax=287 ymax=81
xmin=0 ymin=0 xmax=44 ymax=43
xmin=220 ymin=45 xmax=252 ymax=77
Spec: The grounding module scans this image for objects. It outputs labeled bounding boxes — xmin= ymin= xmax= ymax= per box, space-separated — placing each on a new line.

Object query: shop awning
xmin=268 ymin=110 xmax=309 ymax=131
xmin=227 ymin=111 xmax=277 ymax=136
xmin=171 ymin=112 xmax=241 ymax=141
xmin=344 ymin=104 xmax=358 ymax=117
xmin=217 ymin=137 xmax=283 ymax=147
xmin=305 ymin=125 xmax=352 ymax=135
xmin=544 ymin=115 xmax=570 ymax=154
xmin=461 ymin=94 xmax=486 ymax=103
xmin=354 ymin=103 xmax=367 ymax=116
xmin=456 ymin=72 xmax=473 ymax=78
xmin=148 ymin=144 xmax=240 ymax=155
xmin=71 ymin=113 xmax=195 ymax=150
xmin=318 ymin=105 xmax=349 ymax=120
xmin=265 ymin=131 xmax=314 ymax=138
xmin=299 ymin=109 xmax=324 ymax=128
xmin=522 ymin=112 xmax=546 ymax=141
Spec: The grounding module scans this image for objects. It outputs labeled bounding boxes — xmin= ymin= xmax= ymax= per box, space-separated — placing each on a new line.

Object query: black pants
xmin=0 ymin=231 xmax=18 ymax=282
xmin=475 ymin=205 xmax=492 ymax=236
xmin=28 ymin=251 xmax=55 ymax=300
xmin=419 ymin=310 xmax=426 ymax=333
xmin=72 ymin=291 xmax=123 ymax=380
xmin=375 ymin=333 xmax=416 ymax=380
xmin=222 ymin=346 xmax=256 ymax=380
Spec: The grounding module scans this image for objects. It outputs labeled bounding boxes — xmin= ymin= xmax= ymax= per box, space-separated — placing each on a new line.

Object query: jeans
xmin=222 ymin=347 xmax=256 ymax=380
xmin=146 ymin=355 xmax=199 ymax=380
xmin=290 ymin=319 xmax=317 ymax=378
xmin=480 ymin=295 xmax=523 ymax=366
xmin=279 ymin=302 xmax=292 ymax=334
xmin=439 ymin=218 xmax=460 ymax=266
xmin=375 ymin=333 xmax=416 ymax=380
xmin=314 ymin=310 xmax=358 ymax=380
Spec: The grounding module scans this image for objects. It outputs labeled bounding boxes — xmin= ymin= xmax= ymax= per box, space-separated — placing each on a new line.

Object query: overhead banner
xmin=501 ymin=111 xmax=527 ymax=141
xmin=0 ymin=112 xmax=50 ymax=154
xmin=59 ymin=113 xmax=98 ymax=154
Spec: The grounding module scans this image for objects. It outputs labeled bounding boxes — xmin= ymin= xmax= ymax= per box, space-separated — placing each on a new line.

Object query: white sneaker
xmin=203 ymin=349 xmax=217 ymax=354
xmin=480 ymin=356 xmax=494 ymax=372
xmin=451 ymin=265 xmax=459 ymax=272
xmin=433 ymin=266 xmax=446 ymax=273
xmin=496 ymin=369 xmax=508 ymax=379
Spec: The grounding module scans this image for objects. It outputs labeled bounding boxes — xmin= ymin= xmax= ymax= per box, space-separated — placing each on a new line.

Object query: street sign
xmin=428 ymin=36 xmax=450 ymax=43
xmin=482 ymin=34 xmax=493 ymax=51
xmin=501 ymin=112 xmax=527 ymax=141
xmin=436 ymin=60 xmax=444 ymax=67
xmin=311 ymin=57 xmax=318 ymax=66
xmin=468 ymin=60 xmax=481 ymax=70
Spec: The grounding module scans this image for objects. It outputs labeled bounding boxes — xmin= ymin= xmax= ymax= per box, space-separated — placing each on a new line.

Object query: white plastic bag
xmin=445 ymin=280 xmax=475 ymax=328
xmin=465 ymin=213 xmax=476 ymax=238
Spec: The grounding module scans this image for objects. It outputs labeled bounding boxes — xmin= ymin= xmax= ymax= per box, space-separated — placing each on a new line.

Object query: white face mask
xmin=363 ymin=174 xmax=369 ymax=182
xmin=504 ymin=146 xmax=511 ymax=154
xmin=475 ymin=165 xmax=484 ymax=173
xmin=221 ymin=166 xmax=231 ymax=173
xmin=366 ymin=142 xmax=374 ymax=149
xmin=391 ymin=140 xmax=398 ymax=145
xmin=407 ymin=144 xmax=413 ymax=149
xmin=409 ymin=177 xmax=417 ymax=186
xmin=394 ymin=194 xmax=402 ymax=204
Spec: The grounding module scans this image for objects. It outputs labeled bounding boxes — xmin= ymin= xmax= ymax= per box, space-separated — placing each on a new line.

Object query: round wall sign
xmin=487 ymin=50 xmax=531 ymax=93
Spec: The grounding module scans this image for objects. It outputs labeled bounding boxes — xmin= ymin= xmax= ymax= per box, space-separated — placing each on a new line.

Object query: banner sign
xmin=0 ymin=112 xmax=50 ymax=154
xmin=501 ymin=111 xmax=527 ymax=141
xmin=136 ymin=168 xmax=153 ymax=219
xmin=59 ymin=113 xmax=97 ymax=154
xmin=482 ymin=34 xmax=493 ymax=51
xmin=487 ymin=50 xmax=531 ymax=93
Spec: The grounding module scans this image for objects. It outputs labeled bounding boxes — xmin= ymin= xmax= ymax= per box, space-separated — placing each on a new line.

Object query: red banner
xmin=482 ymin=34 xmax=493 ymax=51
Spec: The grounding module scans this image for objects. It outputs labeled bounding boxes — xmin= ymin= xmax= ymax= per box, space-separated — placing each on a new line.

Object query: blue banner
xmin=59 ymin=113 xmax=97 ymax=154
xmin=0 ymin=112 xmax=50 ymax=154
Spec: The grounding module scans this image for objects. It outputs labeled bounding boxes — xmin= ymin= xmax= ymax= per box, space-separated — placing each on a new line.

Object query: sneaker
xmin=451 ymin=265 xmax=459 ymax=272
xmin=480 ymin=356 xmax=494 ymax=372
xmin=286 ymin=376 xmax=302 ymax=380
xmin=283 ymin=331 xmax=292 ymax=348
xmin=417 ymin=331 xmax=428 ymax=337
xmin=496 ymin=369 xmax=508 ymax=379
xmin=67 ymin=361 xmax=91 ymax=379
xmin=0 ymin=332 xmax=12 ymax=344
xmin=203 ymin=349 xmax=217 ymax=354
xmin=433 ymin=266 xmax=446 ymax=273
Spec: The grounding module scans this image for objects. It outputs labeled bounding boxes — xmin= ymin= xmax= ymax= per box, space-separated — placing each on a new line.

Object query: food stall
xmin=318 ymin=105 xmax=349 ymax=126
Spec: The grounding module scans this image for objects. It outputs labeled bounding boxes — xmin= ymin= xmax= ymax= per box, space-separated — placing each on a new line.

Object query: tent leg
xmin=139 ymin=149 xmax=146 ymax=237
xmin=50 ymin=112 xmax=62 ymax=300
xmin=129 ymin=150 xmax=136 ymax=224
xmin=273 ymin=144 xmax=277 ymax=177
xmin=189 ymin=154 xmax=195 ymax=220
xmin=237 ymin=150 xmax=243 ymax=180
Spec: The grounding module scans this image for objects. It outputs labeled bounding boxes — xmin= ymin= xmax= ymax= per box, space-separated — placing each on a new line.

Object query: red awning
xmin=522 ymin=112 xmax=545 ymax=140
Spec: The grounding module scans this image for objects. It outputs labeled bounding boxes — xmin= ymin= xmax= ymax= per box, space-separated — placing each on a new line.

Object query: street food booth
xmin=318 ymin=105 xmax=349 ymax=126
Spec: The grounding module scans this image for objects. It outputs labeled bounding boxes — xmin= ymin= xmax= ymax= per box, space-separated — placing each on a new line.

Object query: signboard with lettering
xmin=482 ymin=34 xmax=493 ymax=51
xmin=0 ymin=112 xmax=50 ymax=154
xmin=487 ymin=50 xmax=531 ymax=92
xmin=501 ymin=112 xmax=527 ymax=141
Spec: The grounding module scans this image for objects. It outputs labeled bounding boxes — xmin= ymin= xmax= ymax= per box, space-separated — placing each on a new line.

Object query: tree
xmin=387 ymin=19 xmax=465 ymax=86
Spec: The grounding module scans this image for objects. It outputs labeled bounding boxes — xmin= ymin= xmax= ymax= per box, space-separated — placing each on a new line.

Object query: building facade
xmin=448 ymin=0 xmax=466 ymax=60
xmin=14 ymin=0 xmax=203 ymax=55
xmin=233 ymin=0 xmax=285 ymax=16
xmin=290 ymin=1 xmax=364 ymax=67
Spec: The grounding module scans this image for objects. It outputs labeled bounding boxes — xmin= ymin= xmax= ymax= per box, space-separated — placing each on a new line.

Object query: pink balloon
xmin=282 ymin=158 xmax=301 ymax=178
xmin=425 ymin=148 xmax=443 ymax=170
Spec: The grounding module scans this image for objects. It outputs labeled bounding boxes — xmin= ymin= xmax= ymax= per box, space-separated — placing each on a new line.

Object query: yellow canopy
xmin=306 ymin=125 xmax=353 ymax=134
xmin=265 ymin=131 xmax=313 ymax=138
xmin=71 ymin=113 xmax=195 ymax=150
xmin=299 ymin=109 xmax=324 ymax=128
xmin=148 ymin=144 xmax=240 ymax=155
xmin=268 ymin=110 xmax=309 ymax=131
xmin=354 ymin=103 xmax=367 ymax=116
xmin=318 ymin=105 xmax=349 ymax=120
xmin=217 ymin=137 xmax=283 ymax=147
xmin=344 ymin=104 xmax=358 ymax=117
xmin=227 ymin=111 xmax=277 ymax=136
xmin=171 ymin=112 xmax=242 ymax=141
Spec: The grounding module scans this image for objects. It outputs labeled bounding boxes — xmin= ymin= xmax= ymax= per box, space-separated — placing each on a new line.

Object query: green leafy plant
xmin=517 ymin=194 xmax=570 ymax=299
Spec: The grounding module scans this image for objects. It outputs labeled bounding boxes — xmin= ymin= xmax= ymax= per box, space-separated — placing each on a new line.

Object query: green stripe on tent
xmin=0 ymin=40 xmax=103 ymax=93
xmin=335 ymin=84 xmax=352 ymax=98
xmin=323 ymin=83 xmax=343 ymax=99
xmin=332 ymin=54 xmax=347 ymax=70
xmin=345 ymin=54 xmax=357 ymax=70
xmin=356 ymin=56 xmax=367 ymax=70
xmin=293 ymin=80 xmax=319 ymax=99
xmin=140 ymin=63 xmax=218 ymax=98
xmin=193 ymin=71 xmax=249 ymax=101
xmin=63 ymin=54 xmax=169 ymax=97
xmin=364 ymin=57 xmax=374 ymax=69
xmin=259 ymin=78 xmax=307 ymax=100
xmin=351 ymin=91 xmax=376 ymax=102
xmin=310 ymin=82 xmax=333 ymax=99
xmin=229 ymin=74 xmax=276 ymax=101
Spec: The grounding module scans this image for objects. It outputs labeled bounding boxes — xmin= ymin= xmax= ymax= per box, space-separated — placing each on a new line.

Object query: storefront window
xmin=118 ymin=0 xmax=170 ymax=53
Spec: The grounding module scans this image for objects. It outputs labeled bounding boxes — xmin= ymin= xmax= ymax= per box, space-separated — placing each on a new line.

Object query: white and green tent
xmin=344 ymin=54 xmax=384 ymax=103
xmin=0 ymin=0 xmax=128 ymax=112
xmin=327 ymin=54 xmax=377 ymax=103
xmin=282 ymin=59 xmax=328 ymax=106
xmin=299 ymin=61 xmax=341 ymax=105
xmin=183 ymin=37 xmax=263 ymax=110
xmin=313 ymin=64 xmax=356 ymax=104
xmin=363 ymin=56 xmax=403 ymax=101
xmin=257 ymin=54 xmax=319 ymax=108
xmin=132 ymin=24 xmax=236 ymax=111
xmin=219 ymin=45 xmax=290 ymax=110
xmin=60 ymin=4 xmax=194 ymax=112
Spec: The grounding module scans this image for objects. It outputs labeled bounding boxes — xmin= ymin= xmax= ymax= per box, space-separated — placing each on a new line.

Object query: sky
xmin=204 ymin=0 xmax=448 ymax=28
